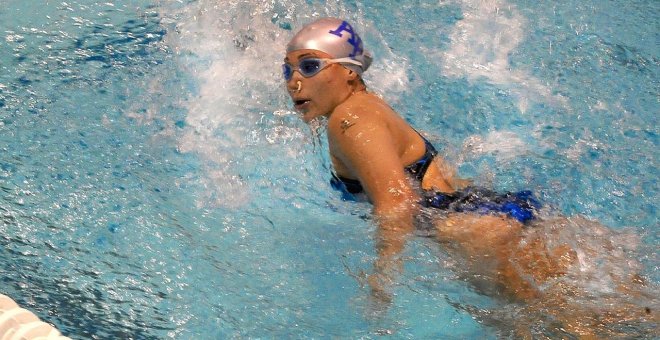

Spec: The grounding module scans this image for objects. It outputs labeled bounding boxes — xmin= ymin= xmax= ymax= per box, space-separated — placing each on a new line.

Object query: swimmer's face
xmin=284 ymin=49 xmax=355 ymax=122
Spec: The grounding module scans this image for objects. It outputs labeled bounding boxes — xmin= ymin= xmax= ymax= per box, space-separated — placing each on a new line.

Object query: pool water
xmin=1 ymin=0 xmax=657 ymax=338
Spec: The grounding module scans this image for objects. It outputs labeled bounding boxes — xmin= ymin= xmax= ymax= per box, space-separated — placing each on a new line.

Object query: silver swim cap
xmin=287 ymin=18 xmax=373 ymax=75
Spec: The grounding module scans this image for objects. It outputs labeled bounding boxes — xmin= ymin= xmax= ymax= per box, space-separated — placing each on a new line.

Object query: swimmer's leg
xmin=434 ymin=214 xmax=579 ymax=300
xmin=434 ymin=213 xmax=523 ymax=255
xmin=434 ymin=213 xmax=542 ymax=299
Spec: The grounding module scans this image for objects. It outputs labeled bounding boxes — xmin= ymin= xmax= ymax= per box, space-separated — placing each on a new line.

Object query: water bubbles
xmin=462 ymin=130 xmax=528 ymax=161
xmin=5 ymin=33 xmax=25 ymax=43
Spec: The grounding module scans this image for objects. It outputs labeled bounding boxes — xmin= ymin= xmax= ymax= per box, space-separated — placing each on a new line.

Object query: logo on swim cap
xmin=287 ymin=17 xmax=372 ymax=75
xmin=328 ymin=21 xmax=364 ymax=59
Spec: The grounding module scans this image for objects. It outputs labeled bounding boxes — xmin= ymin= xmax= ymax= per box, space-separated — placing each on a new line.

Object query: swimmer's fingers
xmin=364 ymin=274 xmax=393 ymax=321
xmin=367 ymin=272 xmax=393 ymax=304
xmin=367 ymin=256 xmax=402 ymax=306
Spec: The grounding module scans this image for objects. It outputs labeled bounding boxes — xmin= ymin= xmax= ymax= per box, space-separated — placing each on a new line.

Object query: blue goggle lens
xmin=282 ymin=64 xmax=293 ymax=80
xmin=282 ymin=59 xmax=324 ymax=80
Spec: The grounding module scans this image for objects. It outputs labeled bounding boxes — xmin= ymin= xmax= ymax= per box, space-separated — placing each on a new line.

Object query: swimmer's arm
xmin=427 ymin=156 xmax=472 ymax=192
xmin=329 ymin=109 xmax=416 ymax=301
xmin=328 ymin=110 xmax=417 ymax=217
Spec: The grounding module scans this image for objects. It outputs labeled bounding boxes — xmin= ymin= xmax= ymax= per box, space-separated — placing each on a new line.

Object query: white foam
xmin=462 ymin=130 xmax=528 ymax=161
xmin=360 ymin=22 xmax=411 ymax=99
xmin=157 ymin=1 xmax=414 ymax=208
xmin=438 ymin=0 xmax=567 ymax=113
xmin=158 ymin=1 xmax=296 ymax=208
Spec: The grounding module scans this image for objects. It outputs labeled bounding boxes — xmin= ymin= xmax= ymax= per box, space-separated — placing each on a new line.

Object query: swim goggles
xmin=282 ymin=57 xmax=363 ymax=81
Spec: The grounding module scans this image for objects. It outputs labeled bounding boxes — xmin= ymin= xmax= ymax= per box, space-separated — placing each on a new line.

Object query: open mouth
xmin=294 ymin=99 xmax=310 ymax=109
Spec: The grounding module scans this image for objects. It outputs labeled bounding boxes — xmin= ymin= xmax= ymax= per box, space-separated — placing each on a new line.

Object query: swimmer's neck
xmin=324 ymin=84 xmax=369 ymax=119
xmin=352 ymin=82 xmax=367 ymax=95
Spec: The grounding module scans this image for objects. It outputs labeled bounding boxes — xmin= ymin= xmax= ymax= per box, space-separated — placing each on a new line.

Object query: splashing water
xmin=438 ymin=0 xmax=568 ymax=113
xmin=0 ymin=0 xmax=657 ymax=338
xmin=157 ymin=0 xmax=415 ymax=209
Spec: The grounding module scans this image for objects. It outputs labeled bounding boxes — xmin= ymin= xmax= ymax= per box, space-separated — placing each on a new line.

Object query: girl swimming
xmin=282 ymin=17 xmax=656 ymax=338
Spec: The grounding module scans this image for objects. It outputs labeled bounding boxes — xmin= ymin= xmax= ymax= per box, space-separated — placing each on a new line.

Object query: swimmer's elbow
xmin=372 ymin=198 xmax=416 ymax=229
xmin=373 ymin=200 xmax=413 ymax=216
xmin=371 ymin=195 xmax=416 ymax=258
xmin=367 ymin=182 xmax=417 ymax=225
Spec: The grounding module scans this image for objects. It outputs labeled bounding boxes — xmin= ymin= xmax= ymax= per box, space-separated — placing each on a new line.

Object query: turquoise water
xmin=0 ymin=0 xmax=657 ymax=338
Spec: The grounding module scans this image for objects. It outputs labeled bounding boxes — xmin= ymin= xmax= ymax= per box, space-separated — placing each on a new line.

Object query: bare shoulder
xmin=328 ymin=93 xmax=392 ymax=139
xmin=327 ymin=94 xmax=400 ymax=170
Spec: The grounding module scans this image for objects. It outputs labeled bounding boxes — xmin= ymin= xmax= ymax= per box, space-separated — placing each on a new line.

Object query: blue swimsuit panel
xmin=330 ymin=135 xmax=540 ymax=223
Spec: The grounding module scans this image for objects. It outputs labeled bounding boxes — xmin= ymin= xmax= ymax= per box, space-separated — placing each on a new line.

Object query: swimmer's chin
xmin=297 ymin=110 xmax=316 ymax=123
xmin=301 ymin=115 xmax=315 ymax=123
xmin=294 ymin=107 xmax=326 ymax=123
xmin=293 ymin=110 xmax=308 ymax=122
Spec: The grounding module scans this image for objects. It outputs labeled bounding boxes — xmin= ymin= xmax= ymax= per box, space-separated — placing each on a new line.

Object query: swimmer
xmin=282 ymin=17 xmax=656 ymax=338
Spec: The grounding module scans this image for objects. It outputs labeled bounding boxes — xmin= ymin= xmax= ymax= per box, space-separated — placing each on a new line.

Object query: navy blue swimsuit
xmin=330 ymin=135 xmax=540 ymax=223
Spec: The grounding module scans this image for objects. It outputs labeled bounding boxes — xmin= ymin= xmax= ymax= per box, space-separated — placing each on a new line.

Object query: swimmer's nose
xmin=287 ymin=67 xmax=304 ymax=83
xmin=287 ymin=74 xmax=303 ymax=94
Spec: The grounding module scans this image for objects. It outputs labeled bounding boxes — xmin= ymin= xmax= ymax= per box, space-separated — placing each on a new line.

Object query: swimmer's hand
xmin=365 ymin=258 xmax=401 ymax=318
xmin=368 ymin=269 xmax=394 ymax=305
xmin=424 ymin=157 xmax=473 ymax=193
xmin=449 ymin=176 xmax=472 ymax=191
xmin=367 ymin=251 xmax=404 ymax=311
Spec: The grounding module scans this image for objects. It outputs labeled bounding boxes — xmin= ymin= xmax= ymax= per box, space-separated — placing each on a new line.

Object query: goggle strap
xmin=326 ymin=57 xmax=363 ymax=68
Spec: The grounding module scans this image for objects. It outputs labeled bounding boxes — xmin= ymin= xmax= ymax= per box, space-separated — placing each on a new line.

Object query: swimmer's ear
xmin=346 ymin=69 xmax=358 ymax=81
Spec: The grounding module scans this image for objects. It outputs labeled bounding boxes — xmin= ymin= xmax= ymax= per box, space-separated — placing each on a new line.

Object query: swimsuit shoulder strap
xmin=404 ymin=129 xmax=438 ymax=181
